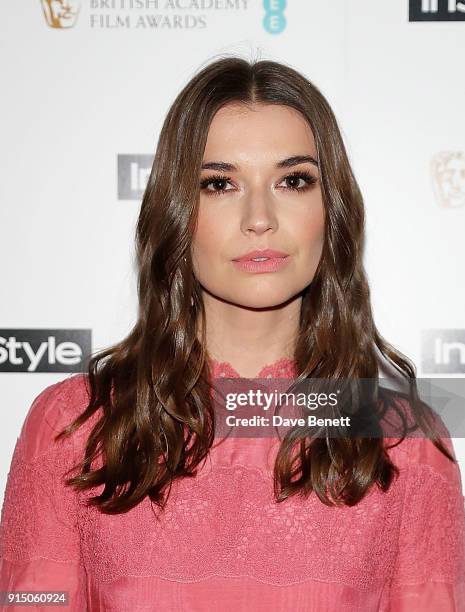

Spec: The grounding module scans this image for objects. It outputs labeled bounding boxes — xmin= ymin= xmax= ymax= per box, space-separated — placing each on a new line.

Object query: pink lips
xmin=232 ymin=249 xmax=291 ymax=274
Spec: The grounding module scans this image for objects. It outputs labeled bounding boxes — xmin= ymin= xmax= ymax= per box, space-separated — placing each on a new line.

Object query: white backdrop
xmin=1 ymin=0 xmax=464 ymax=502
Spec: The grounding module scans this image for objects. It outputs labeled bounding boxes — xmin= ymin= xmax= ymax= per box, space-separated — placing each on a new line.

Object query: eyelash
xmin=199 ymin=170 xmax=318 ymax=197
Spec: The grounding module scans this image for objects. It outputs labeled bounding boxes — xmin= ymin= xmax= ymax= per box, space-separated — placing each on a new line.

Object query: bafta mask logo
xmin=41 ymin=0 xmax=81 ymax=29
xmin=431 ymin=151 xmax=465 ymax=208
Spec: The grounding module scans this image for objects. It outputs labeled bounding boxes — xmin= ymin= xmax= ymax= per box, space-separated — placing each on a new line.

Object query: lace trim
xmin=208 ymin=356 xmax=297 ymax=379
xmin=76 ymin=460 xmax=402 ymax=588
xmin=0 ymin=429 xmax=81 ymax=565
xmin=389 ymin=462 xmax=465 ymax=588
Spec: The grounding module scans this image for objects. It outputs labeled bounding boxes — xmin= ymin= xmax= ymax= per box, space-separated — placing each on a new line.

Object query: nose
xmin=240 ymin=190 xmax=278 ymax=236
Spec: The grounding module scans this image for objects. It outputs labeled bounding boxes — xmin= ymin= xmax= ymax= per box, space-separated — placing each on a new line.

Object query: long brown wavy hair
xmin=55 ymin=55 xmax=456 ymax=514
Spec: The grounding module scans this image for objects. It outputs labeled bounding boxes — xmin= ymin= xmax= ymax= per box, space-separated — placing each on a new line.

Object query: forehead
xmin=203 ymin=103 xmax=316 ymax=161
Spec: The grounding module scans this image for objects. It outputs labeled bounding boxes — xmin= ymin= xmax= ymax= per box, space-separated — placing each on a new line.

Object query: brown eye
xmin=200 ymin=174 xmax=234 ymax=197
xmin=279 ymin=171 xmax=318 ymax=193
xmin=199 ymin=170 xmax=318 ymax=198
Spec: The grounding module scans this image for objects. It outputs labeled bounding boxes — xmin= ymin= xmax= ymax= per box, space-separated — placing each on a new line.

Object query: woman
xmin=0 ymin=56 xmax=464 ymax=611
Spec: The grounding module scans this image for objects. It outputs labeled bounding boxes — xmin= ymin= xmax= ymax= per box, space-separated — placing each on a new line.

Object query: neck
xmin=197 ymin=291 xmax=301 ymax=378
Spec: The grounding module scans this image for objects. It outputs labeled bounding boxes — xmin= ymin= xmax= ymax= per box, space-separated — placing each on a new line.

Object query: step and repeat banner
xmin=1 ymin=0 xmax=464 ymax=498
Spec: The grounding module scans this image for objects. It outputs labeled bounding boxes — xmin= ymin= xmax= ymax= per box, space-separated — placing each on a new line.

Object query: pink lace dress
xmin=1 ymin=358 xmax=464 ymax=611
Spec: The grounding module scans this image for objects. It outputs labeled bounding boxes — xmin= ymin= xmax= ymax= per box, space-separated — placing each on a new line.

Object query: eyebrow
xmin=200 ymin=154 xmax=319 ymax=172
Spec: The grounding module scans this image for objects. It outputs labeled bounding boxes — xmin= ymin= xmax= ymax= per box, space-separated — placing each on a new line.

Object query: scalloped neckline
xmin=208 ymin=356 xmax=297 ymax=379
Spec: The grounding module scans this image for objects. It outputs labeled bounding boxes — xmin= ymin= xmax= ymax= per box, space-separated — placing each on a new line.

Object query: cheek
xmin=191 ymin=206 xmax=229 ymax=271
xmin=294 ymin=202 xmax=326 ymax=261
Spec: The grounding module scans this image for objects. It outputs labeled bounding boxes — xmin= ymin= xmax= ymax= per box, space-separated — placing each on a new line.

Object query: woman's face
xmin=191 ymin=102 xmax=325 ymax=309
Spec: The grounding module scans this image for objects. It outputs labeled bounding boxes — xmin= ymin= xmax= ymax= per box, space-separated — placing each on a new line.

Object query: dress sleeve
xmin=0 ymin=378 xmax=88 ymax=611
xmin=388 ymin=435 xmax=465 ymax=611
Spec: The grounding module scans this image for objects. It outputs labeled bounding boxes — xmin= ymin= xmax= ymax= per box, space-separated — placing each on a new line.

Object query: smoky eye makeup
xmin=199 ymin=170 xmax=318 ymax=197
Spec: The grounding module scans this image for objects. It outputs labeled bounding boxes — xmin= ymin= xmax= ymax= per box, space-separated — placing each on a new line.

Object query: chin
xmin=199 ymin=276 xmax=303 ymax=309
xmin=225 ymin=290 xmax=296 ymax=310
